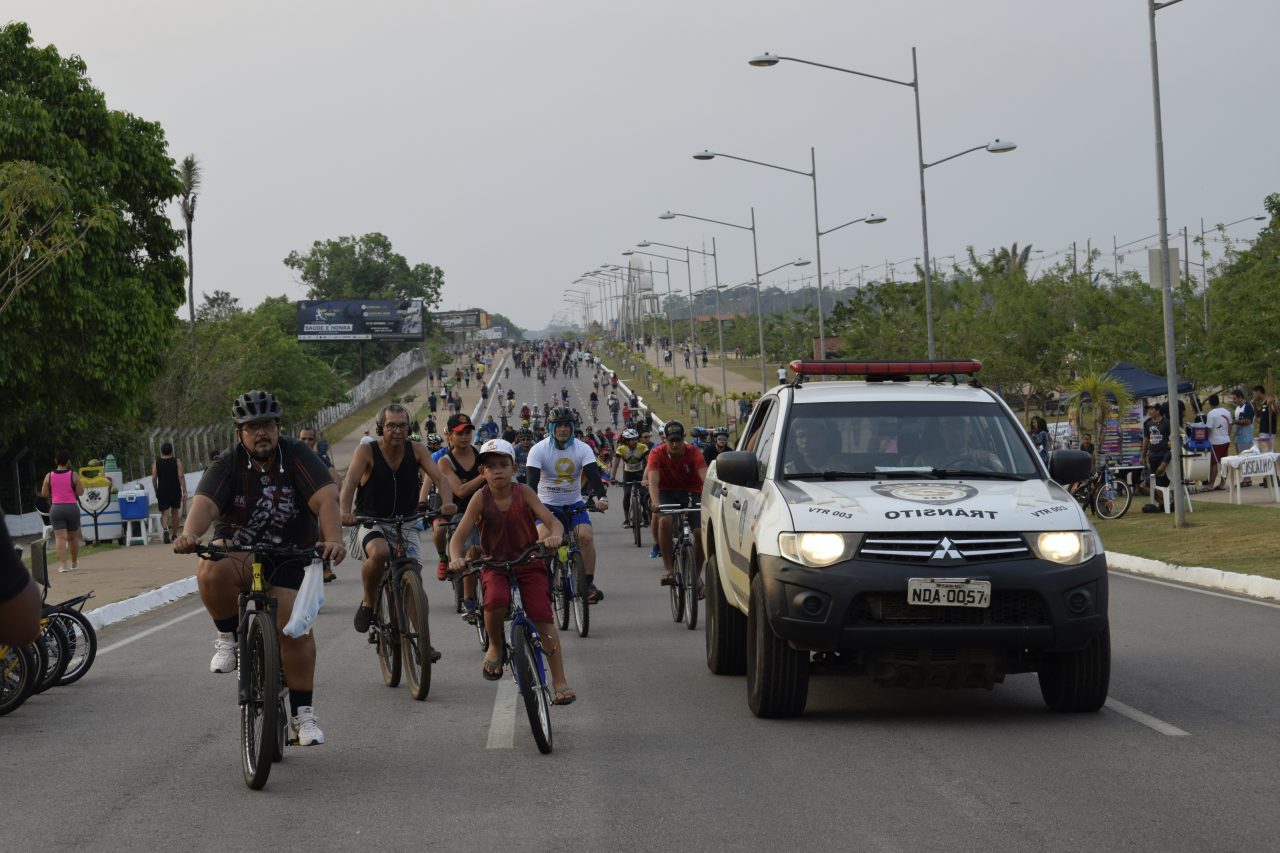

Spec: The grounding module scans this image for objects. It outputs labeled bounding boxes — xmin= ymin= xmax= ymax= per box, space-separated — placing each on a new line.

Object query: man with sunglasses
xmin=341 ymin=404 xmax=455 ymax=643
xmin=646 ymin=420 xmax=707 ymax=592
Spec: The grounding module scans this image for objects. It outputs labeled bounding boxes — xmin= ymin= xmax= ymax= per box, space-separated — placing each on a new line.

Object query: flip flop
xmin=659 ymin=574 xmax=674 ymax=586
xmin=482 ymin=657 xmax=503 ymax=681
xmin=553 ymin=687 xmax=577 ymax=706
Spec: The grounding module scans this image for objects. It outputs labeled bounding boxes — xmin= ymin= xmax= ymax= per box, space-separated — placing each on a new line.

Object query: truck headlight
xmin=778 ymin=532 xmax=860 ymax=568
xmin=1029 ymin=531 xmax=1098 ymax=565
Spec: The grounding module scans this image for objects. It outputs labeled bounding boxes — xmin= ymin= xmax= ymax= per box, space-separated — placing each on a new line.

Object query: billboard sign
xmin=433 ymin=310 xmax=488 ymax=331
xmin=296 ymin=299 xmax=424 ymax=341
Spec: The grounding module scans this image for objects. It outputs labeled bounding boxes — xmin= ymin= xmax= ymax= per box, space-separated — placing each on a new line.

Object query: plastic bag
xmin=283 ymin=559 xmax=326 ymax=638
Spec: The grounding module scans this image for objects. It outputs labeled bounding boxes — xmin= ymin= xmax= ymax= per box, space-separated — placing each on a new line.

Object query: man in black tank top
xmin=151 ymin=442 xmax=188 ymax=544
xmin=435 ymin=413 xmax=487 ymax=619
xmin=340 ymin=404 xmax=455 ymax=639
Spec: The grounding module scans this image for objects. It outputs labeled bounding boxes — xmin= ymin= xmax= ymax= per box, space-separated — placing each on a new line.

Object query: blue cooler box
xmin=119 ymin=491 xmax=150 ymax=520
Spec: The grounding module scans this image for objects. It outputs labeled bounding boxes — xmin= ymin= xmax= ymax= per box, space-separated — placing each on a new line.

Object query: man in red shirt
xmin=646 ymin=420 xmax=707 ymax=592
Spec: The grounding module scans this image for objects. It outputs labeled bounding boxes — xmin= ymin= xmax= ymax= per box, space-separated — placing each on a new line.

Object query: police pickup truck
xmin=701 ymin=360 xmax=1108 ymax=718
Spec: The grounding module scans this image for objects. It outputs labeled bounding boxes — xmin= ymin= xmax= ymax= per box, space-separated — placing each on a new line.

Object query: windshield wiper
xmin=784 ymin=470 xmax=872 ymax=480
xmin=928 ymin=468 xmax=1028 ymax=481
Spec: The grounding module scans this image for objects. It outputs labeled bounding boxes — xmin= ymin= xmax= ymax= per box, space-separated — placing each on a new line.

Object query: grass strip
xmin=1097 ymin=499 xmax=1280 ymax=579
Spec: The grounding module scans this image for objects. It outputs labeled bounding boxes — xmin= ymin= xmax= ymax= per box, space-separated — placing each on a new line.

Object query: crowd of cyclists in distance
xmin=172 ymin=338 xmax=732 ymax=746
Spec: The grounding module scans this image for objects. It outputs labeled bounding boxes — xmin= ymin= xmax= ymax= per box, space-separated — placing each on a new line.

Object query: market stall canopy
xmin=1105 ymin=362 xmax=1193 ymax=397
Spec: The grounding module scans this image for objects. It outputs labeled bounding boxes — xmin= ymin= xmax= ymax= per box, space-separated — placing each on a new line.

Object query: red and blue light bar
xmin=788 ymin=359 xmax=983 ymax=377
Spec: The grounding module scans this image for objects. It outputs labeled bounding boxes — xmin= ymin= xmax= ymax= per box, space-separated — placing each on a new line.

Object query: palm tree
xmin=178 ymin=154 xmax=202 ymax=342
xmin=1068 ymin=372 xmax=1133 ymax=457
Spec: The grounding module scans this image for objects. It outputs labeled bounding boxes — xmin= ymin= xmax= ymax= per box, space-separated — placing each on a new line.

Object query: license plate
xmin=907 ymin=578 xmax=991 ymax=608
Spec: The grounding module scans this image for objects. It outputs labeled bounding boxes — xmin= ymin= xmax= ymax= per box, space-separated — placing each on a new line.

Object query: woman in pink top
xmin=40 ymin=448 xmax=84 ymax=572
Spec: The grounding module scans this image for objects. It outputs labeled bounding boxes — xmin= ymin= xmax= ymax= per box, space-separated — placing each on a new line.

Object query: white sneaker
xmin=209 ymin=632 xmax=237 ymax=673
xmin=290 ymin=707 xmax=325 ymax=746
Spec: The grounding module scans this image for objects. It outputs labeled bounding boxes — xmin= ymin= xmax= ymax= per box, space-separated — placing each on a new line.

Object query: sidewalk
xmin=45 ymin=349 xmax=505 ymax=623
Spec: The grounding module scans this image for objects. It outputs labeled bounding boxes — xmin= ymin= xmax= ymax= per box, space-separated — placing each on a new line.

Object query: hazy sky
xmin=11 ymin=1 xmax=1279 ymax=332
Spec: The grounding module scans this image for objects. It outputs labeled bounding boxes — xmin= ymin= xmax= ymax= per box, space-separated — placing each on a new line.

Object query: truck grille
xmin=857 ymin=531 xmax=1030 ymax=564
xmin=848 ymin=590 xmax=1050 ymax=626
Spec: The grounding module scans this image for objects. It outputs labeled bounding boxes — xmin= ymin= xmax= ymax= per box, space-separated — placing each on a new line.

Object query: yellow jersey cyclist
xmin=526 ymin=406 xmax=609 ymax=603
xmin=609 ymin=428 xmax=650 ymax=529
xmin=174 ymin=390 xmax=347 ymax=747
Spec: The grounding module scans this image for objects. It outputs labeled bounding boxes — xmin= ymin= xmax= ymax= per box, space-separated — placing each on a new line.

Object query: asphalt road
xmin=6 ymin=355 xmax=1280 ymax=853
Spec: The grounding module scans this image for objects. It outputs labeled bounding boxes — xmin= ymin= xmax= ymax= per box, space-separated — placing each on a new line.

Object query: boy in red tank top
xmin=448 ymin=439 xmax=577 ymax=705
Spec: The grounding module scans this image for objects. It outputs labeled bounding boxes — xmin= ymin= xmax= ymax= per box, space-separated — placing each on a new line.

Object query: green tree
xmin=0 ymin=23 xmax=186 ymax=448
xmin=196 ymin=289 xmax=241 ymax=322
xmin=178 ymin=154 xmax=202 ymax=339
xmin=0 ymin=160 xmax=115 ymax=313
xmin=1068 ymin=372 xmax=1133 ymax=453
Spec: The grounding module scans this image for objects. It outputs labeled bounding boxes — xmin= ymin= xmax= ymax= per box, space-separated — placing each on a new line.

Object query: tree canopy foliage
xmin=0 ymin=22 xmax=186 ymax=448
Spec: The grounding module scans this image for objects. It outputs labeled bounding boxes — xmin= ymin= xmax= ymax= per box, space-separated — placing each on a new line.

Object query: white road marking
xmin=486 ymin=678 xmax=517 ymax=749
xmin=1110 ymin=570 xmax=1280 ymax=610
xmin=97 ymin=606 xmax=206 ymax=656
xmin=1105 ymin=698 xmax=1191 ymax=736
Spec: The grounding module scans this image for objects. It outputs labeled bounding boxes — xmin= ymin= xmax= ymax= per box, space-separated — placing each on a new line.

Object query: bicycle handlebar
xmin=459 ymin=543 xmax=550 ymax=575
xmin=346 ymin=509 xmax=442 ymax=528
xmin=657 ymin=504 xmax=700 ymax=514
xmin=194 ymin=541 xmax=319 ymax=561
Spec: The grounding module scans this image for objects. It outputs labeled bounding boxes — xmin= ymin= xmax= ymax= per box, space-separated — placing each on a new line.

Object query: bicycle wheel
xmin=400 ymin=568 xmax=432 ymax=701
xmin=630 ymin=490 xmax=643 ymax=548
xmin=475 ymin=576 xmax=490 ymax=650
xmin=33 ymin=618 xmax=70 ymax=694
xmin=1094 ymin=479 xmax=1132 ymax=520
xmin=669 ymin=540 xmax=685 ymax=623
xmin=375 ymin=577 xmax=402 ymax=688
xmin=0 ymin=644 xmax=34 ymax=716
xmin=551 ymin=560 xmax=570 ymax=631
xmin=241 ymin=610 xmax=280 ymax=790
xmin=50 ymin=610 xmax=97 ymax=686
xmin=24 ymin=636 xmax=47 ymax=704
xmin=681 ymin=541 xmax=699 ymax=631
xmin=510 ymin=624 xmax=553 ymax=754
xmin=571 ymin=550 xmax=590 ymax=638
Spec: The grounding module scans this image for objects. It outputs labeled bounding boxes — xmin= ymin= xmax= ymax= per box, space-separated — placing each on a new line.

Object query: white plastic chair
xmin=1152 ymin=481 xmax=1193 ymax=514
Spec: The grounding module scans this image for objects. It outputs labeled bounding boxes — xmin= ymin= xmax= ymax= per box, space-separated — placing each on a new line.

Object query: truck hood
xmin=772 ymin=477 xmax=1088 ymax=532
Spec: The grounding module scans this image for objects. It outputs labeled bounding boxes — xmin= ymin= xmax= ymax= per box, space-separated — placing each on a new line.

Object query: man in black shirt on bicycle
xmin=340 ymin=403 xmax=455 ymax=643
xmin=175 ymin=390 xmax=346 ymax=747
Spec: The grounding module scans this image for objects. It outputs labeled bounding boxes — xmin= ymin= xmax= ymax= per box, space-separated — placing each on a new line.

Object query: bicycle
xmin=547 ymin=499 xmax=603 ymax=639
xmin=194 ymin=540 xmax=317 ymax=790
xmin=658 ymin=503 xmax=701 ymax=630
xmin=457 ymin=543 xmax=556 ymax=754
xmin=623 ymin=480 xmax=651 ymax=548
xmin=1071 ymin=456 xmax=1132 ymax=520
xmin=351 ymin=511 xmax=439 ymax=701
xmin=0 ymin=642 xmax=41 ymax=716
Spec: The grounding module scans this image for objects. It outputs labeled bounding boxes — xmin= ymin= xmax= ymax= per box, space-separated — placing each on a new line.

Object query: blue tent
xmin=1105 ymin=361 xmax=1193 ymax=397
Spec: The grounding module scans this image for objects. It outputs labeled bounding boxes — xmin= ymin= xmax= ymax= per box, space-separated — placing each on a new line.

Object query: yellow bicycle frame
xmin=252 ymin=558 xmax=265 ymax=594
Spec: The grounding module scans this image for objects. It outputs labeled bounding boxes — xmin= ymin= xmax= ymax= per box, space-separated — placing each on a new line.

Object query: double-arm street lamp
xmin=564 ymin=288 xmax=591 ymax=331
xmin=623 ymin=245 xmax=703 ymax=390
xmin=693 ymin=147 xmax=884 ymax=360
xmin=748 ymin=50 xmax=1014 ymax=359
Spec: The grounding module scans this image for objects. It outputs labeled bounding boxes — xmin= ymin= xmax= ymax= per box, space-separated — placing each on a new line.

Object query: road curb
xmin=1108 ymin=551 xmax=1280 ymax=602
xmin=85 ymin=576 xmax=198 ymax=629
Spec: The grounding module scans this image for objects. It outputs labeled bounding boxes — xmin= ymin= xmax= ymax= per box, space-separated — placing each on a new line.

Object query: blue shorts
xmin=540 ymin=502 xmax=590 ymax=531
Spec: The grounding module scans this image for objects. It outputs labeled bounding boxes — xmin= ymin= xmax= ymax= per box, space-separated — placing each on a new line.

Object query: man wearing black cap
xmin=437 ymin=413 xmax=487 ymax=619
xmin=647 ymin=420 xmax=707 ymax=593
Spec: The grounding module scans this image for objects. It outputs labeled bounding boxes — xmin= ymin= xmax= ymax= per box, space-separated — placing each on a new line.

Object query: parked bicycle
xmin=1072 ymin=456 xmax=1132 ymax=520
xmin=658 ymin=503 xmax=701 ymax=630
xmin=547 ymin=498 xmax=603 ymax=639
xmin=457 ymin=543 xmax=556 ymax=754
xmin=194 ymin=540 xmax=317 ymax=790
xmin=351 ymin=510 xmax=440 ymax=701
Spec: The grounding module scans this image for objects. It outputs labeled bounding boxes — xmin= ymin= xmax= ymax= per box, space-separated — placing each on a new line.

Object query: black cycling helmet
xmin=549 ymin=406 xmax=576 ymax=425
xmin=517 ymin=428 xmax=534 ymax=440
xmin=232 ymin=390 xmax=283 ymax=424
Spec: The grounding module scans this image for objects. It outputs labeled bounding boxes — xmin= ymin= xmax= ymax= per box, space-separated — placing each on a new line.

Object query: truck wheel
xmin=746 ymin=573 xmax=808 ymax=718
xmin=1038 ymin=628 xmax=1110 ymax=712
xmin=705 ymin=554 xmax=746 ymax=675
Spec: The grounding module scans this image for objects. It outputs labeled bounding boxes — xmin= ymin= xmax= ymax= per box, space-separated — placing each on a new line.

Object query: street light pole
xmin=1148 ymin=0 xmax=1187 ymax=526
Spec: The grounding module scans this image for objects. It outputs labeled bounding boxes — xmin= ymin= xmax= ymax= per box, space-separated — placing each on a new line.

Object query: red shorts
xmin=1211 ymin=443 xmax=1229 ymax=461
xmin=481 ymin=561 xmax=553 ymax=623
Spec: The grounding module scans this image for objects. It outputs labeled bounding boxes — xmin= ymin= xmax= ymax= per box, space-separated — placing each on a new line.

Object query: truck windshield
xmin=780 ymin=400 xmax=1041 ymax=479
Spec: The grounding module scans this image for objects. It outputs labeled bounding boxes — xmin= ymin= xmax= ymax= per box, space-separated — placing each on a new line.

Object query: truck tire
xmin=1038 ymin=628 xmax=1110 ymax=712
xmin=746 ymin=573 xmax=808 ymax=718
xmin=705 ymin=553 xmax=746 ymax=675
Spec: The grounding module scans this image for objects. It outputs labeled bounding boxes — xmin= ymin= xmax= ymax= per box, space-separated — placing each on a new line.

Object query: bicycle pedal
xmin=367 ymin=631 xmax=379 ymax=645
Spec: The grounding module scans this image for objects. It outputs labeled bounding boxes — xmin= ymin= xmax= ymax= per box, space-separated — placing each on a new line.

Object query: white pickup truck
xmin=700 ymin=360 xmax=1108 ymax=718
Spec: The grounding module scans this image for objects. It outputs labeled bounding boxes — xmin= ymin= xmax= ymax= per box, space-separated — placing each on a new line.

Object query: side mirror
xmin=1048 ymin=449 xmax=1092 ymax=484
xmin=715 ymin=451 xmax=760 ymax=487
